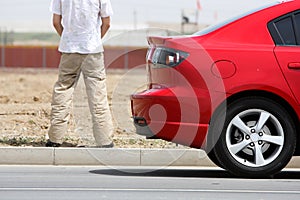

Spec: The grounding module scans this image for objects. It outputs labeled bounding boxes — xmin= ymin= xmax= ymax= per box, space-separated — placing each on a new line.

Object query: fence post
xmin=1 ymin=46 xmax=4 ymax=67
xmin=42 ymin=47 xmax=47 ymax=68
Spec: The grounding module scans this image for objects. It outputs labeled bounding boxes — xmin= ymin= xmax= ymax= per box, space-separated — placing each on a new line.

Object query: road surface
xmin=0 ymin=166 xmax=299 ymax=200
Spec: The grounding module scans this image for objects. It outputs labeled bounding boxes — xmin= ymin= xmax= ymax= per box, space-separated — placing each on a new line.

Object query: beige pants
xmin=48 ymin=53 xmax=114 ymax=146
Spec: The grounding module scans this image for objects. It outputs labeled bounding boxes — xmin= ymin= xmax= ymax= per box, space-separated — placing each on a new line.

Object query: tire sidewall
xmin=213 ymin=97 xmax=296 ymax=177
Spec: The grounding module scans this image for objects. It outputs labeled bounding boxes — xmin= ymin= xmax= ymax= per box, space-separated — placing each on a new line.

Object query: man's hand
xmin=53 ymin=14 xmax=63 ymax=36
xmin=101 ymin=17 xmax=111 ymax=38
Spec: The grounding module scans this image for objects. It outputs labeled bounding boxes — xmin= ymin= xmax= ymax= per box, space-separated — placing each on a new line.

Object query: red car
xmin=131 ymin=0 xmax=300 ymax=177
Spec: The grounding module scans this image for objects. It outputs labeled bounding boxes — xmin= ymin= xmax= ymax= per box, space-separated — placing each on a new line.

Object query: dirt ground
xmin=0 ymin=67 xmax=182 ymax=148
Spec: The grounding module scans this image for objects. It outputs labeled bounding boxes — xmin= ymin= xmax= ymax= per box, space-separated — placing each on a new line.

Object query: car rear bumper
xmin=131 ymin=87 xmax=212 ymax=148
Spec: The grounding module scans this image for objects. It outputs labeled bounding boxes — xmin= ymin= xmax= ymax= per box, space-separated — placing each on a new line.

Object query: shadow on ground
xmin=89 ymin=168 xmax=300 ymax=179
xmin=90 ymin=168 xmax=232 ymax=179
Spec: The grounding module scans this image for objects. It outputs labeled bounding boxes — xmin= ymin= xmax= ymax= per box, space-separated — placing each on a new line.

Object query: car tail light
xmin=151 ymin=47 xmax=189 ymax=68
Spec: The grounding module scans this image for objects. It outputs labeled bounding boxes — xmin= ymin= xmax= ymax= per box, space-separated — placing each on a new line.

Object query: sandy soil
xmin=0 ymin=67 xmax=181 ymax=148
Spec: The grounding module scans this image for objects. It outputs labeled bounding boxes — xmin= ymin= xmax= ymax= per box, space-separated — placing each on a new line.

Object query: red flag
xmin=196 ymin=0 xmax=202 ymax=11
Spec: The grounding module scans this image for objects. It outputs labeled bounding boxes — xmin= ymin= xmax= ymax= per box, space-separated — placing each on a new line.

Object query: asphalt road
xmin=0 ymin=166 xmax=300 ymax=200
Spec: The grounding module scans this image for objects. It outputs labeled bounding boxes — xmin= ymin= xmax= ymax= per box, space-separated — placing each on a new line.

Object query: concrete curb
xmin=0 ymin=147 xmax=299 ymax=168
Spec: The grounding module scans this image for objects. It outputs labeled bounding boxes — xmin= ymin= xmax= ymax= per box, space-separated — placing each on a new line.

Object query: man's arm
xmin=101 ymin=17 xmax=111 ymax=38
xmin=53 ymin=14 xmax=63 ymax=36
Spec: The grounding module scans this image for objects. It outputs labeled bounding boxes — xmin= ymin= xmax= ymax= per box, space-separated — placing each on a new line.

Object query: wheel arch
xmin=210 ymin=90 xmax=300 ymax=156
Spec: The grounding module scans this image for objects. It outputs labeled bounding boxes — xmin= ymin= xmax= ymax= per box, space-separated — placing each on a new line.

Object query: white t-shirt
xmin=50 ymin=0 xmax=113 ymax=54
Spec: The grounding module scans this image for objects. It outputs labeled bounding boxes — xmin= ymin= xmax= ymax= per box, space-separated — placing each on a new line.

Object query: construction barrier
xmin=0 ymin=45 xmax=147 ymax=69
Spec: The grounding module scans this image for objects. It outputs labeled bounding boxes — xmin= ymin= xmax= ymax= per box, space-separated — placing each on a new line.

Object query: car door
xmin=269 ymin=11 xmax=300 ymax=103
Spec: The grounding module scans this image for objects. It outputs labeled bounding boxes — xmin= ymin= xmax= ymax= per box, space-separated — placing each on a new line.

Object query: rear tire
xmin=210 ymin=97 xmax=296 ymax=177
xmin=207 ymin=150 xmax=224 ymax=169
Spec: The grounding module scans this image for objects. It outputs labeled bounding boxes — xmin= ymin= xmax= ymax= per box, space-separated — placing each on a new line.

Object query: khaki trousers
xmin=48 ymin=53 xmax=113 ymax=146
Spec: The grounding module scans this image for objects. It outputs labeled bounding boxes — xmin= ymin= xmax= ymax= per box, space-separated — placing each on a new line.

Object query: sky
xmin=0 ymin=0 xmax=277 ymax=32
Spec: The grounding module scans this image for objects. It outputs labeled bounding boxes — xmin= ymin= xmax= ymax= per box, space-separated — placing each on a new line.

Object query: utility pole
xmin=3 ymin=28 xmax=7 ymax=46
xmin=181 ymin=10 xmax=184 ymax=34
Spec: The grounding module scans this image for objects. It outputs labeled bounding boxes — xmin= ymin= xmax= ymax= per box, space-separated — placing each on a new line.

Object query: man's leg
xmin=81 ymin=53 xmax=114 ymax=146
xmin=48 ymin=53 xmax=82 ymax=144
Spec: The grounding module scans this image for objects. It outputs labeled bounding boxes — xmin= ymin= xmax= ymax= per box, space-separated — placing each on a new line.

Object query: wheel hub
xmin=250 ymin=133 xmax=260 ymax=142
xmin=226 ymin=109 xmax=284 ymax=167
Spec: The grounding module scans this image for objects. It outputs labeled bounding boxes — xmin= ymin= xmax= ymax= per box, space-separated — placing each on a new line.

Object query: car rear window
xmin=193 ymin=2 xmax=280 ymax=36
xmin=275 ymin=16 xmax=296 ymax=45
xmin=268 ymin=10 xmax=300 ymax=46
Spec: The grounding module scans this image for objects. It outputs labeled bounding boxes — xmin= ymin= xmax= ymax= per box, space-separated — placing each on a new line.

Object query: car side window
xmin=275 ymin=17 xmax=296 ymax=45
xmin=268 ymin=11 xmax=300 ymax=46
xmin=294 ymin=13 xmax=300 ymax=40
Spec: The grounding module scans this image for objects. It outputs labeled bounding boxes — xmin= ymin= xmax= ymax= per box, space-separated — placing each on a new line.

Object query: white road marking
xmin=0 ymin=188 xmax=300 ymax=194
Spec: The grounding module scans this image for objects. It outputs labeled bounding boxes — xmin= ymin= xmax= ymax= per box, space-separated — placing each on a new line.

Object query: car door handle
xmin=288 ymin=62 xmax=300 ymax=69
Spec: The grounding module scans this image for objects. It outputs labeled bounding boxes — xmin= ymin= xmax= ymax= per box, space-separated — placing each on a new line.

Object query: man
xmin=46 ymin=0 xmax=114 ymax=148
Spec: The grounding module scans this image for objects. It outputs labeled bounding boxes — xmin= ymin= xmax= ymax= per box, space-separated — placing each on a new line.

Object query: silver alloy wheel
xmin=225 ymin=109 xmax=284 ymax=167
